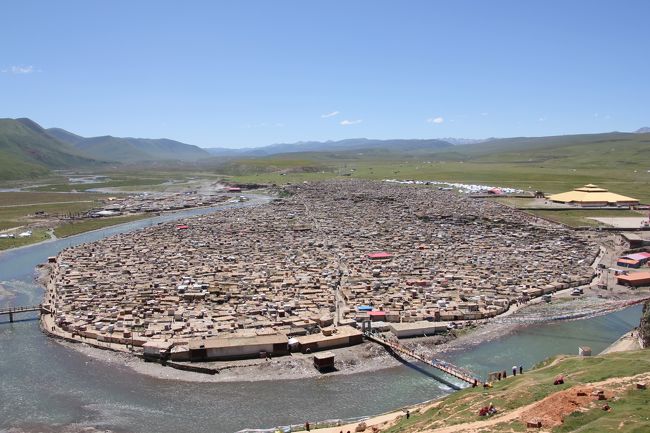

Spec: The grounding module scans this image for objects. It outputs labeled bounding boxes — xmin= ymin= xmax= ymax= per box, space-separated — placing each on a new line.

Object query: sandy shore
xmin=55 ymin=338 xmax=407 ymax=383
xmin=599 ymin=329 xmax=642 ymax=355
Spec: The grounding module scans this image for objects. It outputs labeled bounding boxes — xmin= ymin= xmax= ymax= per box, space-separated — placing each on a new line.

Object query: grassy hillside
xmin=0 ymin=118 xmax=101 ymax=180
xmin=219 ymin=132 xmax=650 ymax=202
xmin=467 ymin=132 xmax=650 ymax=169
xmin=384 ymin=349 xmax=650 ymax=433
xmin=53 ymin=131 xmax=211 ymax=163
xmin=45 ymin=127 xmax=86 ymax=146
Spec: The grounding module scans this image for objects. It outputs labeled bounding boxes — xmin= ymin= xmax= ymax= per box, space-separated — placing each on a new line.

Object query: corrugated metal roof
xmin=617 ymin=271 xmax=650 ymax=282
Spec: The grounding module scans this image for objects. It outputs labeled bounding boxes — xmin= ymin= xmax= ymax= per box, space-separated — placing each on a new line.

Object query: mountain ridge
xmin=0 ymin=118 xmax=103 ymax=180
xmin=205 ymin=137 xmax=454 ymax=157
xmin=47 ymin=128 xmax=210 ymax=163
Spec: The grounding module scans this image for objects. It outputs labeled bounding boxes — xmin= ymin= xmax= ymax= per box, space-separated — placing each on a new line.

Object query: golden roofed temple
xmin=547 ymin=184 xmax=639 ymax=207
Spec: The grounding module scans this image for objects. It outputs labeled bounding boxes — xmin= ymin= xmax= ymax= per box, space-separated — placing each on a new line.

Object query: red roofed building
xmin=367 ymin=252 xmax=392 ymax=260
xmin=176 ymin=225 xmax=189 ymax=230
xmin=617 ymin=271 xmax=650 ymax=287
xmin=367 ymin=311 xmax=386 ymax=322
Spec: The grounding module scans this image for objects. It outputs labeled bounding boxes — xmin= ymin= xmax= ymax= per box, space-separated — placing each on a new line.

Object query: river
xmin=0 ymin=196 xmax=642 ymax=433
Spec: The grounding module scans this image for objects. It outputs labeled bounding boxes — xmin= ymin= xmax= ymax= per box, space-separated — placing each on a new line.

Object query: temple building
xmin=547 ymin=184 xmax=639 ymax=207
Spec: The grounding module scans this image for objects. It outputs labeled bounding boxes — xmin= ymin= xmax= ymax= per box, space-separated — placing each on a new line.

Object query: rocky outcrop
xmin=640 ymin=301 xmax=650 ymax=348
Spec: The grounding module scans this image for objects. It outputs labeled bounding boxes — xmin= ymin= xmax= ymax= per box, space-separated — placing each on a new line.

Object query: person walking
xmin=519 ymin=365 xmax=523 ymax=374
xmin=512 ymin=365 xmax=517 ymax=376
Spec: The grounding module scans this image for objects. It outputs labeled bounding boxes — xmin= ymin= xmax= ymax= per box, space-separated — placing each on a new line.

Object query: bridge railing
xmin=364 ymin=330 xmax=481 ymax=385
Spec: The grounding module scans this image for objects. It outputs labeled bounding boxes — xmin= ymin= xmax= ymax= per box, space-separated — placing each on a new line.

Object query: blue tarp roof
xmin=357 ymin=305 xmax=373 ymax=311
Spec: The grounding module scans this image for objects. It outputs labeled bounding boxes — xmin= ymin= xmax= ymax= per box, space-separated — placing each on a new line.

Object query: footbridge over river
xmin=364 ymin=331 xmax=482 ymax=390
xmin=0 ymin=304 xmax=50 ymax=323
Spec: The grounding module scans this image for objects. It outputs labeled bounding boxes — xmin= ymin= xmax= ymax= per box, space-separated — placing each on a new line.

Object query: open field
xmin=0 ymin=192 xmax=103 ymax=231
xmin=382 ymin=349 xmax=650 ymax=433
xmin=54 ymin=214 xmax=152 ymax=237
xmin=28 ymin=170 xmax=225 ymax=192
xmin=0 ymin=191 xmax=102 ymax=206
xmin=0 ymin=171 xmax=229 ymax=250
xmin=227 ymin=159 xmax=650 ymax=203
xmin=0 ymin=228 xmax=50 ymax=251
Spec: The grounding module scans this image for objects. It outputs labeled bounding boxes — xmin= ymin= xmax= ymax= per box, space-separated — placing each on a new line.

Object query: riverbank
xmin=600 ymin=329 xmax=642 ymax=354
xmin=40 ymin=289 xmax=649 ymax=384
xmin=297 ymin=349 xmax=650 ymax=433
xmin=290 ymin=301 xmax=650 ymax=433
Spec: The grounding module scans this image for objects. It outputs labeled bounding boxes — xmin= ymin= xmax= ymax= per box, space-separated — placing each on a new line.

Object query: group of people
xmin=494 ymin=365 xmax=523 ymax=382
xmin=478 ymin=403 xmax=497 ymax=417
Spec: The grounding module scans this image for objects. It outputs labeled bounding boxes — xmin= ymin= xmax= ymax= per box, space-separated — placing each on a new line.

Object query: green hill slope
xmin=0 ymin=118 xmax=101 ymax=180
xmin=48 ymin=128 xmax=211 ymax=163
xmin=229 ymin=132 xmax=650 ymax=170
xmin=383 ymin=349 xmax=650 ymax=433
xmin=464 ymin=132 xmax=650 ymax=169
xmin=45 ymin=127 xmax=86 ymax=146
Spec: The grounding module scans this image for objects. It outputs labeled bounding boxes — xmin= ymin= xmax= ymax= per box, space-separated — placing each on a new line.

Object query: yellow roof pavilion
xmin=548 ymin=184 xmax=638 ymax=205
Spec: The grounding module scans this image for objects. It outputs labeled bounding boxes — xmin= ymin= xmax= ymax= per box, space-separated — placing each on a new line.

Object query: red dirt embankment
xmin=519 ymin=386 xmax=611 ymax=428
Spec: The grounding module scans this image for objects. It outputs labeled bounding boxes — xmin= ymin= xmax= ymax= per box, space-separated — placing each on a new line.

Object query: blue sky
xmin=1 ymin=1 xmax=649 ymax=148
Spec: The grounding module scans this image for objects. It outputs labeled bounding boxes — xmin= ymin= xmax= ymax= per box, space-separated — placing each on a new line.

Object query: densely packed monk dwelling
xmin=44 ymin=180 xmax=597 ymax=360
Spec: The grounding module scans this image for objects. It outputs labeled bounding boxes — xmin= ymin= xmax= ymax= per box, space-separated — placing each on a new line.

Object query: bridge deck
xmin=365 ymin=332 xmax=482 ymax=386
xmin=0 ymin=304 xmax=47 ymax=322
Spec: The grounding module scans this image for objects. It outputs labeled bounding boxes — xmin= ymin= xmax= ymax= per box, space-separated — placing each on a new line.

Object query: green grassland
xmin=384 ymin=350 xmax=650 ymax=433
xmin=28 ymin=170 xmax=224 ymax=192
xmin=221 ymin=132 xmax=650 ymax=203
xmin=0 ymin=228 xmax=50 ymax=251
xmin=0 ymin=170 xmax=227 ymax=250
xmin=0 ymin=191 xmax=104 ymax=207
xmin=0 ymin=193 xmax=103 ymax=231
xmin=228 ymin=158 xmax=650 ymax=203
xmin=54 ymin=214 xmax=151 ymax=237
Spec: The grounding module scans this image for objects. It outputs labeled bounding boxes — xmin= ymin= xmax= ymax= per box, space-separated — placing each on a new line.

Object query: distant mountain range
xmin=205 ymin=138 xmax=454 ymax=157
xmin=46 ymin=127 xmax=209 ymax=163
xmin=1 ymin=116 xmax=649 ymax=180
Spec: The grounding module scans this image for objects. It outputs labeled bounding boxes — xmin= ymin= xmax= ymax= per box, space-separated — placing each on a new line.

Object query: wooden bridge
xmin=364 ymin=331 xmax=482 ymax=389
xmin=0 ymin=304 xmax=50 ymax=323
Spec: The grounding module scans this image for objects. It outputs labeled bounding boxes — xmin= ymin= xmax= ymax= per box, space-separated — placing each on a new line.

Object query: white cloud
xmin=1 ymin=65 xmax=35 ymax=74
xmin=340 ymin=119 xmax=362 ymax=126
xmin=538 ymin=117 xmax=546 ymax=122
xmin=480 ymin=112 xmax=489 ymax=116
xmin=321 ymin=111 xmax=339 ymax=118
xmin=426 ymin=116 xmax=444 ymax=124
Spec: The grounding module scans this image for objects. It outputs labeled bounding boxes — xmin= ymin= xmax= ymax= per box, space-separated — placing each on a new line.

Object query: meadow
xmin=383 ymin=350 xmax=650 ymax=433
xmin=226 ymin=158 xmax=650 ymax=204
